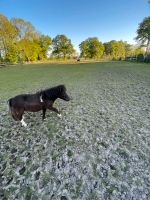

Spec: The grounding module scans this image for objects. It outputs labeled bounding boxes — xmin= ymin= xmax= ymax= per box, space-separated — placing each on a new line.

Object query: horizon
xmin=0 ymin=0 xmax=150 ymax=52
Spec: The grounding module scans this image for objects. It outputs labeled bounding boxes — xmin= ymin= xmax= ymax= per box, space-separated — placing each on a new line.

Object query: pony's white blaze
xmin=40 ymin=95 xmax=43 ymax=102
xmin=21 ymin=116 xmax=27 ymax=127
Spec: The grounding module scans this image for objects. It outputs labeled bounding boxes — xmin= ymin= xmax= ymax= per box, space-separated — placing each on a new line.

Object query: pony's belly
xmin=24 ymin=104 xmax=43 ymax=112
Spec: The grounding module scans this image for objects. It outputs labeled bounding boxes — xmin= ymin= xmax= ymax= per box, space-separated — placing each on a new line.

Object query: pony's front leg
xmin=42 ymin=108 xmax=46 ymax=120
xmin=49 ymin=107 xmax=62 ymax=118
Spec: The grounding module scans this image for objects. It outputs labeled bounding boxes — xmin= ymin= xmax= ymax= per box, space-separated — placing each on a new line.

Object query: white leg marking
xmin=40 ymin=95 xmax=43 ymax=102
xmin=57 ymin=114 xmax=62 ymax=118
xmin=21 ymin=116 xmax=27 ymax=127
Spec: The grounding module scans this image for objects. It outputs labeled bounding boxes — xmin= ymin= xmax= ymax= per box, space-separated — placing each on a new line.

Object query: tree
xmin=5 ymin=42 xmax=18 ymax=63
xmin=103 ymin=42 xmax=111 ymax=55
xmin=104 ymin=40 xmax=126 ymax=59
xmin=17 ymin=39 xmax=41 ymax=61
xmin=37 ymin=35 xmax=51 ymax=60
xmin=123 ymin=42 xmax=134 ymax=57
xmin=11 ymin=18 xmax=39 ymax=41
xmin=52 ymin=34 xmax=75 ymax=58
xmin=134 ymin=47 xmax=144 ymax=55
xmin=79 ymin=37 xmax=104 ymax=59
xmin=11 ymin=18 xmax=52 ymax=61
xmin=79 ymin=40 xmax=89 ymax=58
xmin=136 ymin=17 xmax=150 ymax=54
xmin=0 ymin=13 xmax=52 ymax=63
xmin=0 ymin=14 xmax=18 ymax=62
xmin=111 ymin=40 xmax=125 ymax=59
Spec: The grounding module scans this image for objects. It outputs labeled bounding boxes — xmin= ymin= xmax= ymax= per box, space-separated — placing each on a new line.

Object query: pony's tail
xmin=7 ymin=99 xmax=11 ymax=114
xmin=7 ymin=99 xmax=18 ymax=120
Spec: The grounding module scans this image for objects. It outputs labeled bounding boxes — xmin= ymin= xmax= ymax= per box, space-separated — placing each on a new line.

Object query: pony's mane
xmin=37 ymin=85 xmax=66 ymax=95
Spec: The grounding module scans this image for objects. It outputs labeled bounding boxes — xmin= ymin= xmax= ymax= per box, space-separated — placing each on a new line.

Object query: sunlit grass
xmin=0 ymin=61 xmax=149 ymax=100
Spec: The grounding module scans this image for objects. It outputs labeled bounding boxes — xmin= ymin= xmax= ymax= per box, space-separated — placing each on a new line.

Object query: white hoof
xmin=57 ymin=114 xmax=62 ymax=118
xmin=21 ymin=121 xmax=27 ymax=127
xmin=21 ymin=117 xmax=27 ymax=127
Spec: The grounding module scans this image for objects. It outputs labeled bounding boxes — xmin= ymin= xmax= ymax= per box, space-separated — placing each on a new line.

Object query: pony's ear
xmin=62 ymin=84 xmax=66 ymax=90
xmin=59 ymin=84 xmax=66 ymax=92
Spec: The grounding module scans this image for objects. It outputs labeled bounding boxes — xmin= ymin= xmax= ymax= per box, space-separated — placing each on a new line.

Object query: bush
xmin=137 ymin=54 xmax=144 ymax=62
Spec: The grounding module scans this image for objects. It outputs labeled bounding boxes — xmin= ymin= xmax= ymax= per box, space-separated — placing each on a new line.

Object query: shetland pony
xmin=8 ymin=85 xmax=70 ymax=127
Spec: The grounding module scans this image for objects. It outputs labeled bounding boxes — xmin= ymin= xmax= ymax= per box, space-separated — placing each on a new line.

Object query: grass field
xmin=0 ymin=61 xmax=150 ymax=199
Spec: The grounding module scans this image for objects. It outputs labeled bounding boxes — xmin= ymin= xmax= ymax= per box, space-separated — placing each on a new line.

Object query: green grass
xmin=0 ymin=62 xmax=94 ymax=99
xmin=0 ymin=61 xmax=149 ymax=100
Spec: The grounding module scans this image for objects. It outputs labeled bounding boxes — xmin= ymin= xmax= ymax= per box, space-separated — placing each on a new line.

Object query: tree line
xmin=0 ymin=13 xmax=149 ymax=63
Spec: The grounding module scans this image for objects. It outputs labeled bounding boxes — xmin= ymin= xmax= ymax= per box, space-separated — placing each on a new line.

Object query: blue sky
xmin=0 ymin=0 xmax=149 ymax=51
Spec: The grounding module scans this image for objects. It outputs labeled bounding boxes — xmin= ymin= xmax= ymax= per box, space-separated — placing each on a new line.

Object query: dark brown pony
xmin=8 ymin=85 xmax=70 ymax=127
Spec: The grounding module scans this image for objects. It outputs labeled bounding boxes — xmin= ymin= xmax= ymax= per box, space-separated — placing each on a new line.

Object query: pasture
xmin=0 ymin=62 xmax=150 ymax=199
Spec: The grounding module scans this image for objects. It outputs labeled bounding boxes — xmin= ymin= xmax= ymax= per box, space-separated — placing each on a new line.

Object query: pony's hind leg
xmin=15 ymin=109 xmax=27 ymax=127
xmin=21 ymin=116 xmax=27 ymax=127
xmin=9 ymin=105 xmax=27 ymax=127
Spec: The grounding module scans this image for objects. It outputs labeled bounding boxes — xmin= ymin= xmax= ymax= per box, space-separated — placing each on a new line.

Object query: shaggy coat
xmin=8 ymin=85 xmax=70 ymax=126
